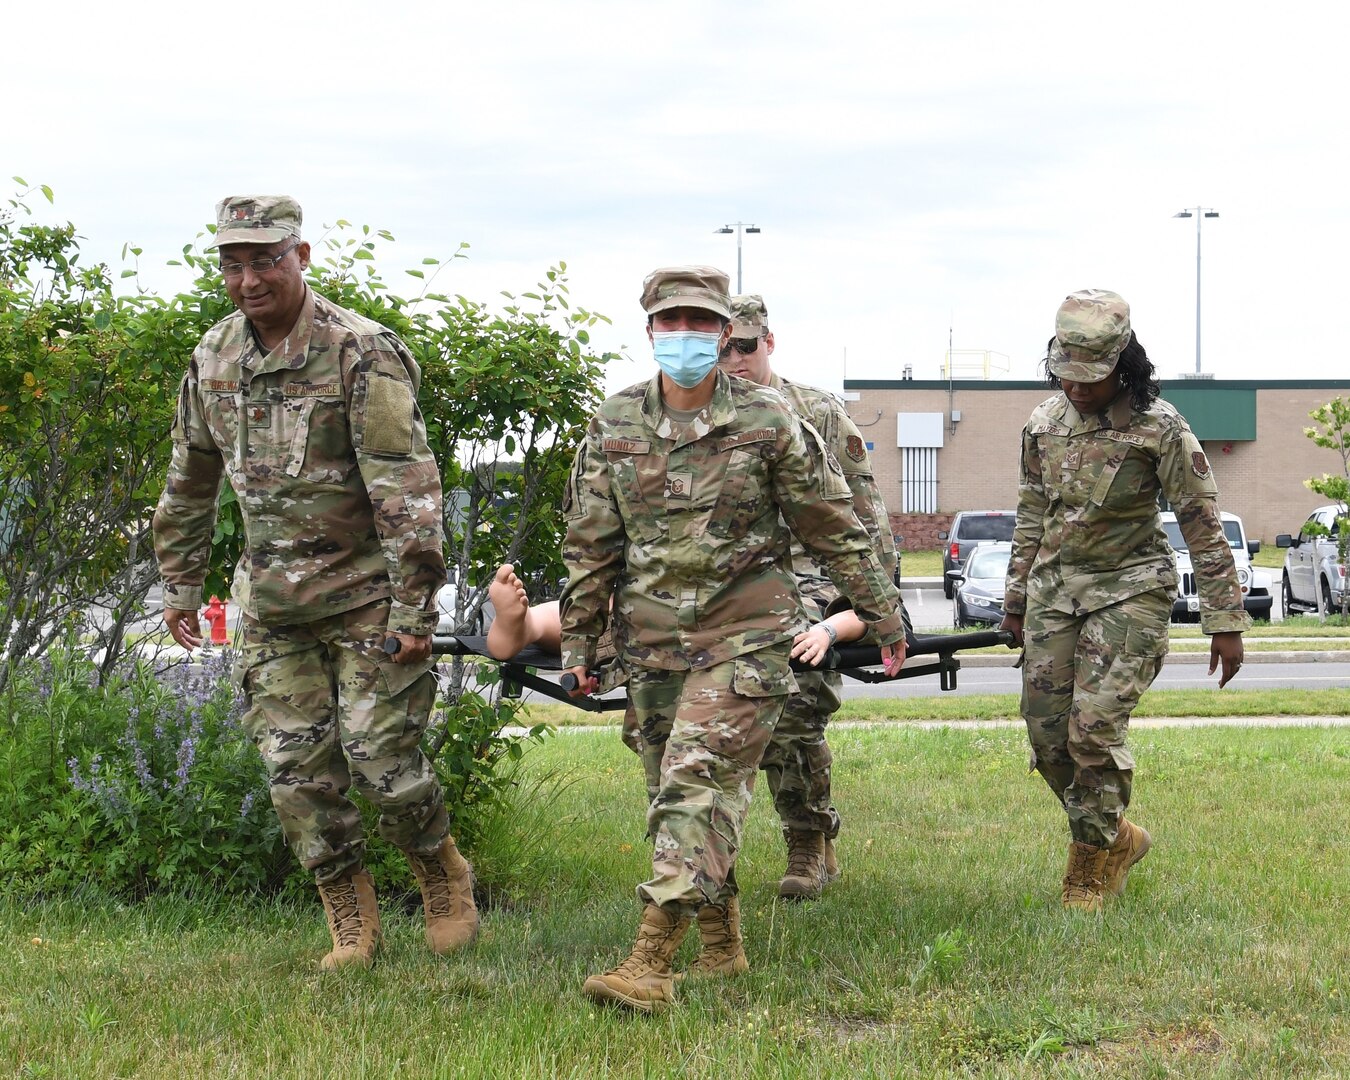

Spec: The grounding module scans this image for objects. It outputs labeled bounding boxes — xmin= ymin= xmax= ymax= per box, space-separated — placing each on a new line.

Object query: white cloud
xmin=7 ymin=0 xmax=1348 ymax=396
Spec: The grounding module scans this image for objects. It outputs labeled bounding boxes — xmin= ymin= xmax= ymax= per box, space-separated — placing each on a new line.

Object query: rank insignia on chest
xmin=1063 ymin=448 xmax=1082 ymax=470
xmin=247 ymin=405 xmax=270 ymax=428
xmin=665 ymin=471 xmax=692 ymax=501
xmin=845 ymin=435 xmax=866 ymax=462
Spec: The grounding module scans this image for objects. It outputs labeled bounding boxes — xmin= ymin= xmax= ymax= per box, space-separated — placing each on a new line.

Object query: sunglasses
xmin=719 ymin=336 xmax=764 ymax=357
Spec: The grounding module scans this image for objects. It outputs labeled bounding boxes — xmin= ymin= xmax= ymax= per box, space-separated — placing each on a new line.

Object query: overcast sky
xmin=9 ymin=1 xmax=1349 ymax=396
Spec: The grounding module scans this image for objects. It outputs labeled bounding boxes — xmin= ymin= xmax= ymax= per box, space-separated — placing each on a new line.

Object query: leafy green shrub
xmin=0 ymin=643 xmax=559 ymax=904
xmin=0 ymin=644 xmax=288 ymax=896
xmin=2 ymin=183 xmax=605 ymax=903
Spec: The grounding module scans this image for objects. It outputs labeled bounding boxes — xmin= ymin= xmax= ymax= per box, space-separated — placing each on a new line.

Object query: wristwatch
xmin=817 ymin=622 xmax=838 ymax=646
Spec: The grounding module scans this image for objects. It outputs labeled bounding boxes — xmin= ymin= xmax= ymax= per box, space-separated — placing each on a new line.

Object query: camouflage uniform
xmin=153 ymin=215 xmax=448 ymax=883
xmin=1004 ymin=292 xmax=1250 ymax=849
xmin=759 ymin=372 xmax=897 ymax=838
xmin=561 ymin=360 xmax=906 ymax=914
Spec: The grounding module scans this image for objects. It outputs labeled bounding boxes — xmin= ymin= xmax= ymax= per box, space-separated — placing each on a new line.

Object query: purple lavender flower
xmin=173 ymin=734 xmax=197 ymax=792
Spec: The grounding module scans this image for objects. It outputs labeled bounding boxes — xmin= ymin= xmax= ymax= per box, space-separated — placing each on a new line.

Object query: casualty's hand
xmin=386 ymin=632 xmax=432 ymax=664
xmin=563 ymin=665 xmax=598 ymax=697
xmin=999 ymin=612 xmax=1025 ymax=648
xmin=791 ymin=625 xmax=835 ymax=668
xmin=1209 ymin=630 xmax=1244 ymax=688
xmin=164 ymin=607 xmax=203 ymax=651
xmin=880 ymin=638 xmax=906 ymax=677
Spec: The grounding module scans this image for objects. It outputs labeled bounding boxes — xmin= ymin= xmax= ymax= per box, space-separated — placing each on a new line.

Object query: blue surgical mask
xmin=652 ymin=330 xmax=721 ymax=388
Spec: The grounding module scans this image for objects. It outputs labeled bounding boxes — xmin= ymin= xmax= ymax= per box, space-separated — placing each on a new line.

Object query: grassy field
xmin=4 ymin=723 xmax=1347 ymax=1078
xmin=531 ymin=688 xmax=1350 ymax=728
xmin=900 ymin=549 xmax=945 ymax=578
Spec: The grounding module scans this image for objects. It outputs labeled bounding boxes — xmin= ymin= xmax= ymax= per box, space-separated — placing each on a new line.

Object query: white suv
xmin=1276 ymin=504 xmax=1348 ymax=617
xmin=1160 ymin=510 xmax=1272 ymax=622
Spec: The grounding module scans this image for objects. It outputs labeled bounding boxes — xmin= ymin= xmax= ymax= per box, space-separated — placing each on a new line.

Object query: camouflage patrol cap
xmin=640 ymin=265 xmax=731 ymax=318
xmin=207 ymin=195 xmax=303 ymax=251
xmin=1048 ymin=289 xmax=1132 ymax=383
xmin=729 ymin=294 xmax=769 ymax=338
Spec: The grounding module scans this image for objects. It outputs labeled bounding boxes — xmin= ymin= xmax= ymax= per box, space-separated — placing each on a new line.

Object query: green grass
xmin=1170 ymin=623 xmax=1350 ymax=638
xmin=900 ymin=549 xmax=944 ymax=578
xmin=529 ymin=688 xmax=1350 ymax=728
xmin=1252 ymin=546 xmax=1285 ymax=570
xmin=4 ymin=724 xmax=1347 ymax=1077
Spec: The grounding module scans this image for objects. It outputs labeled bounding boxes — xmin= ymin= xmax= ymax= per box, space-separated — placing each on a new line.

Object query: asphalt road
xmin=882 ymin=582 xmax=1343 ymax=699
xmin=838 ymin=658 xmax=1350 ymax=700
xmin=905 ymin=581 xmax=1290 ymax=632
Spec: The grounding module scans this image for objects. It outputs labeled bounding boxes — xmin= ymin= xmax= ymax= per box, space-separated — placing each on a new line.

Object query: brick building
xmin=840 ymin=378 xmax=1350 ymax=549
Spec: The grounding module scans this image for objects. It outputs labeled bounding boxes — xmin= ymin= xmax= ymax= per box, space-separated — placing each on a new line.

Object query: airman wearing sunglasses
xmin=720 ymin=295 xmax=900 ymax=901
xmin=153 ymin=195 xmax=477 ymax=971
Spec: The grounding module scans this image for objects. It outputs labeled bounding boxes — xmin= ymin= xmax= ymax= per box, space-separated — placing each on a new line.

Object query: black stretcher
xmin=430 ymin=629 xmax=1016 ymax=714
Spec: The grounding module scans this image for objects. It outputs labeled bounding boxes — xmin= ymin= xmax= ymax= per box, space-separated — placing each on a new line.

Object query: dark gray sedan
xmin=948 ymin=541 xmax=1012 ymax=628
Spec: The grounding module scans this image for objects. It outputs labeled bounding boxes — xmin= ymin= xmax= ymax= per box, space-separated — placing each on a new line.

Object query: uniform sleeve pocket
xmin=362 ymin=375 xmax=415 ymax=456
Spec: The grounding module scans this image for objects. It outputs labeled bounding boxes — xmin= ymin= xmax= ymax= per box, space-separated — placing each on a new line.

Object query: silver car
xmin=1277 ymin=503 xmax=1348 ymax=616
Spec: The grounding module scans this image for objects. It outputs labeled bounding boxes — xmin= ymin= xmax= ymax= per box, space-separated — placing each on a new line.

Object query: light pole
xmin=1173 ymin=206 xmax=1219 ymax=374
xmin=715 ymin=222 xmax=761 ymax=294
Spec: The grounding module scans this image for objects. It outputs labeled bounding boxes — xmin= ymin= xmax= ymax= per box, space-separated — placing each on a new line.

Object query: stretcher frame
xmin=431 ymin=628 xmax=1016 ymax=714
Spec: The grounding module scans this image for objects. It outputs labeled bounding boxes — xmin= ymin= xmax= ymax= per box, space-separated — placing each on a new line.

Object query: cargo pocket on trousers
xmin=231 ymin=651 xmax=267 ymax=748
xmin=377 ymin=655 xmax=436 ymax=702
xmin=1107 ymin=744 xmax=1137 ymax=772
xmin=730 ymin=657 xmax=797 ymax=699
xmin=707 ymin=656 xmax=795 ymax=763
xmin=1124 ymin=617 xmax=1169 ymax=682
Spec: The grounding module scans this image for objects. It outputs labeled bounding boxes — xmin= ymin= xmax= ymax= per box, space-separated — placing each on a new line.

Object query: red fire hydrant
xmin=203 ymin=595 xmax=229 ymax=646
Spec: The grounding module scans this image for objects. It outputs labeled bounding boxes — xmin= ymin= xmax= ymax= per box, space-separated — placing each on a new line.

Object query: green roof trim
xmin=843 ymin=378 xmax=1350 ymax=391
xmin=1160 ymin=386 xmax=1256 ymax=441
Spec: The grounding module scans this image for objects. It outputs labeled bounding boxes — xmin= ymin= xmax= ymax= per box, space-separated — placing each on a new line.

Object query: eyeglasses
xmin=718 ymin=336 xmax=764 ymax=358
xmin=219 ymin=241 xmax=300 ymax=278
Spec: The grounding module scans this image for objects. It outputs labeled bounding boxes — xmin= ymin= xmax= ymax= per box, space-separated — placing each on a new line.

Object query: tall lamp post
xmin=715 ymin=222 xmax=761 ymax=294
xmin=1173 ymin=206 xmax=1219 ymax=374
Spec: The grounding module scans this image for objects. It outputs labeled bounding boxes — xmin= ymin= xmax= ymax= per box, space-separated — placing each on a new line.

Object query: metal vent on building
xmin=897 ymin=413 xmax=944 ymax=513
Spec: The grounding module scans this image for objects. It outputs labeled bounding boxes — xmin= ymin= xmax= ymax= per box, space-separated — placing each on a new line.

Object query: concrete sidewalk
xmin=523 ymin=715 xmax=1350 ymax=736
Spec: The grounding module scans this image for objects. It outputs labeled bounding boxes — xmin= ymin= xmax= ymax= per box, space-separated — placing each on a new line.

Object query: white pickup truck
xmin=1161 ymin=510 xmax=1272 ymax=623
xmin=1276 ymin=503 xmax=1348 ymax=617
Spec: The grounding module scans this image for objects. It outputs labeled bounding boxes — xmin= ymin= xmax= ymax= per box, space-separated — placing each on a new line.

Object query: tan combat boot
xmin=406 ymin=837 xmax=479 ymax=954
xmin=317 ymin=867 xmax=381 ymax=970
xmin=779 ymin=829 xmax=828 ymax=900
xmin=823 ymin=837 xmax=841 ymax=883
xmin=677 ymin=898 xmax=749 ymax=980
xmin=582 ymin=904 xmax=691 ymax=1013
xmin=1061 ymin=841 xmax=1110 ymax=913
xmin=1103 ymin=819 xmax=1152 ymax=896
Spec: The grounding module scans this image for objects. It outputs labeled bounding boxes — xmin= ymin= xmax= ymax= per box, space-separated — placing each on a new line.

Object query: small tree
xmin=0 ymin=182 xmax=231 ymax=691
xmin=1302 ymin=397 xmax=1350 ymax=617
